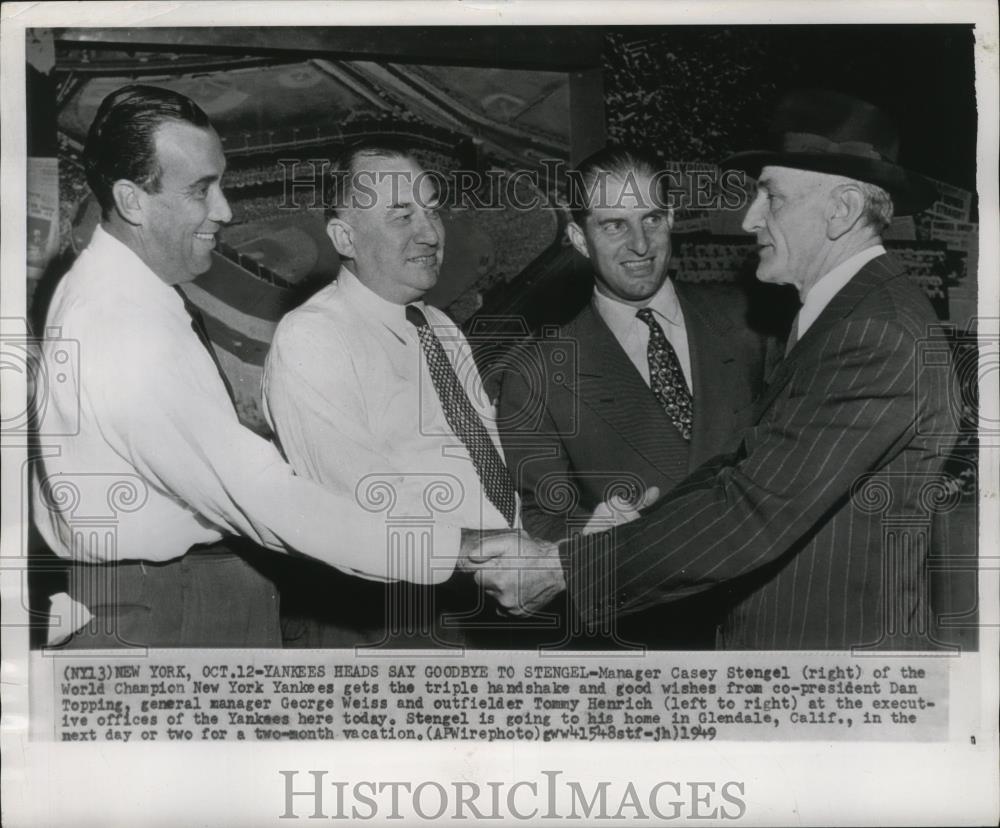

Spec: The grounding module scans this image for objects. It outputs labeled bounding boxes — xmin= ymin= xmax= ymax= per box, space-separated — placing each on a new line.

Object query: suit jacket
xmin=564 ymin=254 xmax=957 ymax=650
xmin=497 ymin=279 xmax=772 ymax=647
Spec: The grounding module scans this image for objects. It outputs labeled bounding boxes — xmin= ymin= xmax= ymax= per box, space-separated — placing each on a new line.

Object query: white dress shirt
xmin=796 ymin=244 xmax=886 ymax=339
xmin=262 ymin=267 xmax=515 ymax=531
xmin=591 ymin=278 xmax=693 ymax=392
xmin=33 ymin=226 xmax=458 ymax=584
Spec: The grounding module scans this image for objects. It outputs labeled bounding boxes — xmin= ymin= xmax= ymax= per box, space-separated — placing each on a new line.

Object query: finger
xmin=457 ymin=555 xmax=489 ymax=572
xmin=474 ymin=567 xmax=503 ymax=596
xmin=464 ymin=533 xmax=518 ymax=563
xmin=607 ymin=494 xmax=635 ymax=516
xmin=477 ymin=569 xmax=524 ymax=614
xmin=464 ymin=549 xmax=501 ymax=564
xmin=610 ymin=485 xmax=659 ymax=513
xmin=637 ymin=485 xmax=661 ymax=510
xmin=508 ymin=589 xmax=531 ymax=617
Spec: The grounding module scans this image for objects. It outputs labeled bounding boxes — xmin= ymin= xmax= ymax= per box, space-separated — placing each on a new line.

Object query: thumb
xmin=609 ymin=485 xmax=660 ymax=516
xmin=463 ymin=531 xmax=516 ymax=564
xmin=636 ymin=485 xmax=660 ymax=510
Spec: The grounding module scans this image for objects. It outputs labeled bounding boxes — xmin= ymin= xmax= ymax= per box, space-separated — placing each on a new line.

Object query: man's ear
xmin=566 ymin=222 xmax=591 ymax=259
xmin=111 ymin=179 xmax=145 ymax=226
xmin=827 ymin=184 xmax=866 ymax=240
xmin=327 ymin=217 xmax=356 ymax=259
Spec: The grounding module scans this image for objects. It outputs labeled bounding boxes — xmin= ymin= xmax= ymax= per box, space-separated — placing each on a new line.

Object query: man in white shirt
xmin=32 ymin=86 xmax=472 ymax=648
xmin=496 ymin=146 xmax=771 ymax=648
xmin=263 ymin=143 xmax=524 ymax=647
xmin=473 ymin=90 xmax=958 ymax=650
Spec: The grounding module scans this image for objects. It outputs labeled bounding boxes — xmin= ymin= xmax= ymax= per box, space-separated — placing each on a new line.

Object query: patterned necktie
xmin=406 ymin=305 xmax=517 ymax=527
xmin=174 ymin=286 xmax=236 ymax=404
xmin=636 ymin=307 xmax=693 ymax=441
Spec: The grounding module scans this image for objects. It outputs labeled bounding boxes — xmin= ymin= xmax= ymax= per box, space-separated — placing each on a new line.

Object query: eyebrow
xmin=388 ymin=198 xmax=440 ymax=210
xmin=186 ymin=174 xmax=220 ymax=190
xmin=596 ymin=208 xmax=665 ymax=225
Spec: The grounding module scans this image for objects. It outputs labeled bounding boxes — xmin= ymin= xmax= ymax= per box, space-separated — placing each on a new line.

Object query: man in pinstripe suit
xmin=467 ymin=90 xmax=956 ymax=650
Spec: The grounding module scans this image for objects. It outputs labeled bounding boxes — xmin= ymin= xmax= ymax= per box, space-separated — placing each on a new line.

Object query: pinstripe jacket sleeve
xmin=561 ymin=255 xmax=957 ymax=649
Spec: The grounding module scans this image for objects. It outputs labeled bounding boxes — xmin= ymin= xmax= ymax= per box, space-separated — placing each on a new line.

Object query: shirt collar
xmin=592 ymin=276 xmax=683 ymax=338
xmin=336 ymin=265 xmax=425 ymax=339
xmin=91 ymin=223 xmax=189 ymax=316
xmin=797 ymin=244 xmax=886 ymax=339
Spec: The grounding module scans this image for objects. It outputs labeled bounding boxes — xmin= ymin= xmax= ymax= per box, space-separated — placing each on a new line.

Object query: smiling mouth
xmin=621 ymin=258 xmax=655 ymax=273
xmin=193 ymin=232 xmax=217 ymax=244
xmin=408 ymin=254 xmax=438 ymax=266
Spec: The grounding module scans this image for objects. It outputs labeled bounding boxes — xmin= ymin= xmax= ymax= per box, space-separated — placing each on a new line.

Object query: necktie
xmin=636 ymin=307 xmax=693 ymax=441
xmin=406 ymin=305 xmax=517 ymax=527
xmin=174 ymin=286 xmax=236 ymax=404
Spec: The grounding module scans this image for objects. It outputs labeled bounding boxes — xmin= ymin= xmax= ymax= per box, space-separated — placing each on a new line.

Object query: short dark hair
xmin=324 ymin=139 xmax=420 ymax=221
xmin=568 ymin=145 xmax=667 ymax=224
xmin=84 ymin=84 xmax=212 ymax=218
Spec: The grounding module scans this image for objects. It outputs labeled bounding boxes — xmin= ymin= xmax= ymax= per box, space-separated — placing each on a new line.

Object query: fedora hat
xmin=721 ymin=89 xmax=938 ymax=215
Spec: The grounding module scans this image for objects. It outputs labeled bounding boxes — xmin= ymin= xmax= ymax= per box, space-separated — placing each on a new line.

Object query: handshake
xmin=456 ymin=487 xmax=659 ymax=616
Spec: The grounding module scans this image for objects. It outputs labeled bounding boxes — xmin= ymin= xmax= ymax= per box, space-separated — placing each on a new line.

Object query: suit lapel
xmin=751 ymin=253 xmax=904 ymax=422
xmin=675 ymin=282 xmax=742 ymax=469
xmin=569 ymin=305 xmax=683 ymax=470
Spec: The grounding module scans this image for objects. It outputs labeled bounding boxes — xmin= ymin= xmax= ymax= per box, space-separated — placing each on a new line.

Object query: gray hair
xmin=857 ymin=181 xmax=894 ymax=233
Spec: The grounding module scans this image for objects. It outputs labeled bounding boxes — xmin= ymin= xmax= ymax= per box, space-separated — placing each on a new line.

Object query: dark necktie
xmin=636 ymin=307 xmax=693 ymax=441
xmin=174 ymin=286 xmax=236 ymax=404
xmin=405 ymin=304 xmax=517 ymax=527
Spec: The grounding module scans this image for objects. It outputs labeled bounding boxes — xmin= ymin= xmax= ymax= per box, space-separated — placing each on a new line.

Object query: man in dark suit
xmin=496 ymin=146 xmax=772 ymax=648
xmin=468 ymin=90 xmax=956 ymax=650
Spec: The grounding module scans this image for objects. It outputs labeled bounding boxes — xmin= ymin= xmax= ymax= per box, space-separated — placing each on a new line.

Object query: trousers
xmin=59 ymin=539 xmax=281 ymax=649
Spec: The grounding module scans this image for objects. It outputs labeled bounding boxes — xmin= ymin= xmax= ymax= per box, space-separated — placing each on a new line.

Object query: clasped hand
xmin=458 ymin=486 xmax=659 ymax=615
xmin=457 ymin=529 xmax=564 ymax=616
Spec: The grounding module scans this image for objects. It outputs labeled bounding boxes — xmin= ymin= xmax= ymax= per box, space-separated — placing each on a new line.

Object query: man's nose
xmin=627 ymin=224 xmax=649 ymax=255
xmin=741 ymin=192 xmax=764 ymax=233
xmin=210 ymin=186 xmax=233 ymax=225
xmin=414 ymin=210 xmax=441 ymax=245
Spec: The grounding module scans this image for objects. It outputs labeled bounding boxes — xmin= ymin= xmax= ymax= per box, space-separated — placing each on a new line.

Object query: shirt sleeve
xmin=263 ymin=308 xmax=504 ymax=531
xmin=92 ymin=312 xmax=459 ymax=584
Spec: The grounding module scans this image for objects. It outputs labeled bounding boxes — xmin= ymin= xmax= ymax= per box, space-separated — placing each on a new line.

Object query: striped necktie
xmin=406 ymin=305 xmax=517 ymax=527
